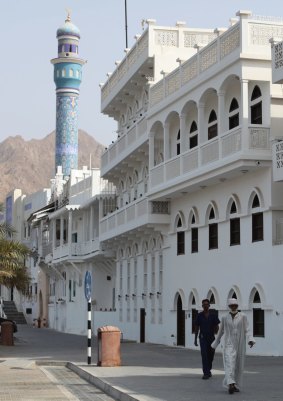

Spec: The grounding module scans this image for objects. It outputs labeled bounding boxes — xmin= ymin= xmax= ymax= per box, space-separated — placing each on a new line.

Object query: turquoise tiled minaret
xmin=51 ymin=13 xmax=85 ymax=177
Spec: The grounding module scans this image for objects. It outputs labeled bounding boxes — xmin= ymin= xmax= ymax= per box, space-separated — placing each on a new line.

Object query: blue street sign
xmin=84 ymin=271 xmax=92 ymax=301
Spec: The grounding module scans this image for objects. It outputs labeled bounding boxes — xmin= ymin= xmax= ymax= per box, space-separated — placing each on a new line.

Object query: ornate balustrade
xmin=149 ymin=24 xmax=240 ymax=108
xmin=150 ymin=126 xmax=270 ymax=189
xmin=100 ymin=117 xmax=148 ymax=175
xmin=99 ymin=198 xmax=170 ymax=241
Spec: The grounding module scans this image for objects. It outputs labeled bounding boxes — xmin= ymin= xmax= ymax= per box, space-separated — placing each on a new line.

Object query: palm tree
xmin=0 ymin=203 xmax=31 ymax=292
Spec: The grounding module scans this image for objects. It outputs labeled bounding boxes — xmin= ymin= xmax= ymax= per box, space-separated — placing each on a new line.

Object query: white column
xmin=149 ymin=132 xmax=155 ymax=169
xmin=60 ymin=217 xmax=64 ymax=247
xmin=217 ymin=91 xmax=225 ymax=135
xmin=164 ymin=122 xmax=170 ymax=161
xmin=180 ymin=113 xmax=186 ymax=174
xmin=68 ymin=210 xmax=72 ymax=256
xmin=180 ymin=113 xmax=187 ymax=152
xmin=218 ymin=91 xmax=225 ymax=159
xmin=240 ymin=79 xmax=249 ymax=150
xmin=52 ymin=220 xmax=56 ymax=252
xmin=90 ymin=205 xmax=94 ymax=241
xmin=197 ymin=103 xmax=205 ymax=167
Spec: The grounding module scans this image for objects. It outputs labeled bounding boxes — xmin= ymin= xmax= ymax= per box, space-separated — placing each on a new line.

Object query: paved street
xmin=1 ymin=325 xmax=283 ymax=401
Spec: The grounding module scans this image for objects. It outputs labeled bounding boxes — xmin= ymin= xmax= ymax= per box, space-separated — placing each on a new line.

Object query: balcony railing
xmin=150 ymin=126 xmax=270 ymax=189
xmin=100 ymin=198 xmax=170 ymax=240
xmin=101 ymin=117 xmax=148 ymax=174
xmin=43 ymin=238 xmax=101 ymax=263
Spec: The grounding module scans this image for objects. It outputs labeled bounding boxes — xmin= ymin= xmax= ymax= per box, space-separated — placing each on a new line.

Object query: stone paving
xmin=0 ymin=326 xmax=115 ymax=401
xmin=0 ymin=360 xmax=116 ymax=401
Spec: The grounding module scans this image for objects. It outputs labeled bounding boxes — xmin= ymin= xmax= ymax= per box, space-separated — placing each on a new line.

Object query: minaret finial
xmin=65 ymin=8 xmax=71 ymax=22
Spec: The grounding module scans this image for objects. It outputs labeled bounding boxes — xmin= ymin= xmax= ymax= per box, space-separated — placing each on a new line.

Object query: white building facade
xmin=35 ymin=167 xmax=117 ymax=335
xmin=98 ymin=10 xmax=283 ymax=356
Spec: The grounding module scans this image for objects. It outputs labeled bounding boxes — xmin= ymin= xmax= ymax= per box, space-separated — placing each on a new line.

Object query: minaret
xmin=51 ymin=13 xmax=85 ymax=177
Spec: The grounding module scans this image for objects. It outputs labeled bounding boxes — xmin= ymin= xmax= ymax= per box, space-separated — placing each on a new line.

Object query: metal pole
xmin=87 ymin=300 xmax=91 ymax=365
xmin=125 ymin=0 xmax=128 ymax=48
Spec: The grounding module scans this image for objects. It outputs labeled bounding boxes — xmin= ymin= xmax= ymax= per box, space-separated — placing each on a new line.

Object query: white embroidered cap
xmin=228 ymin=298 xmax=238 ymax=306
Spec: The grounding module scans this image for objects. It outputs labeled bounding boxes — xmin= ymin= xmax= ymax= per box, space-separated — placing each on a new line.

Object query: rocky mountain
xmin=0 ymin=130 xmax=104 ymax=202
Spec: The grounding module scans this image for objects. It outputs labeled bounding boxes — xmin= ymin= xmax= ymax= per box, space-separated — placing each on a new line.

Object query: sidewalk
xmin=69 ymin=341 xmax=283 ymax=401
xmin=1 ymin=325 xmax=283 ymax=401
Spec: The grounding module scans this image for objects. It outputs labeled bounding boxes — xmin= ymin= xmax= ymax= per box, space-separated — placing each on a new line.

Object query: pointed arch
xmin=207 ymin=287 xmax=220 ymax=307
xmin=132 ymin=242 xmax=139 ymax=256
xmin=174 ymin=211 xmax=186 ymax=231
xmin=251 ymin=85 xmax=262 ymax=101
xmin=227 ymin=285 xmax=242 ymax=307
xmin=249 ymin=283 xmax=266 ymax=306
xmin=149 ymin=236 xmax=157 ymax=251
xmin=247 ymin=188 xmax=264 ymax=213
xmin=142 ymin=240 xmax=148 ymax=253
xmin=156 ymin=234 xmax=164 ymax=249
xmin=226 ymin=194 xmax=241 ymax=219
xmin=205 ymin=201 xmax=219 ymax=224
xmin=188 ymin=207 xmax=200 ymax=228
xmin=188 ymin=289 xmax=200 ymax=308
xmin=173 ymin=290 xmax=186 ymax=310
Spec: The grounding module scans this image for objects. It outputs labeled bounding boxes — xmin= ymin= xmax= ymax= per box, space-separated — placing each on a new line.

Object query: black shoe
xmin=208 ymin=372 xmax=212 ymax=377
xmin=202 ymin=375 xmax=210 ymax=380
xmin=233 ymin=385 xmax=240 ymax=392
xmin=228 ymin=385 xmax=234 ymax=394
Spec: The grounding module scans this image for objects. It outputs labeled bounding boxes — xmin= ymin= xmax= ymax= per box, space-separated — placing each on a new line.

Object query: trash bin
xmin=97 ymin=325 xmax=121 ymax=367
xmin=1 ymin=321 xmax=14 ymax=346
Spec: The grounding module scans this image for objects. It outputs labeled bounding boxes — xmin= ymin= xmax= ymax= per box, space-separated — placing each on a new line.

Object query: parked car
xmin=0 ymin=317 xmax=18 ymax=333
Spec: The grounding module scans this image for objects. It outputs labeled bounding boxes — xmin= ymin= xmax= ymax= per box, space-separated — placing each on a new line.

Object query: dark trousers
xmin=200 ymin=337 xmax=215 ymax=376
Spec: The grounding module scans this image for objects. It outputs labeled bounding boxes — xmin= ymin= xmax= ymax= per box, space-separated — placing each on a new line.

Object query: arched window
xmin=208 ymin=207 xmax=218 ymax=249
xmin=176 ymin=215 xmax=185 ymax=255
xmin=191 ymin=295 xmax=198 ymax=334
xmin=229 ymin=98 xmax=239 ymax=130
xmin=252 ymin=194 xmax=263 ymax=242
xmin=230 ymin=201 xmax=240 ymax=246
xmin=252 ymin=290 xmax=264 ymax=337
xmin=191 ymin=213 xmax=198 ymax=253
xmin=208 ymin=110 xmax=218 ymax=140
xmin=62 ymin=68 xmax=66 ymax=77
xmin=189 ymin=121 xmax=198 ymax=149
xmin=209 ymin=208 xmax=215 ymax=220
xmin=209 ymin=293 xmax=215 ymax=304
xmin=69 ymin=69 xmax=74 ymax=77
xmin=251 ymin=85 xmax=262 ymax=125
xmin=253 ymin=291 xmax=261 ymax=303
xmin=176 ymin=129 xmax=181 ymax=155
xmin=252 ymin=194 xmax=260 ymax=208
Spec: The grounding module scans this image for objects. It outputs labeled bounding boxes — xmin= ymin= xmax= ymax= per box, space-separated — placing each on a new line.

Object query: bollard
xmin=97 ymin=326 xmax=121 ymax=367
xmin=1 ymin=322 xmax=14 ymax=346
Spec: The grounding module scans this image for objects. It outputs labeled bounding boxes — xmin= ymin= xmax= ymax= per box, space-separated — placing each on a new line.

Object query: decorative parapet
xmin=271 ymin=38 xmax=283 ymax=84
xmin=150 ymin=23 xmax=240 ymax=108
xmin=101 ymin=29 xmax=149 ymax=103
xmin=272 ymin=140 xmax=283 ymax=181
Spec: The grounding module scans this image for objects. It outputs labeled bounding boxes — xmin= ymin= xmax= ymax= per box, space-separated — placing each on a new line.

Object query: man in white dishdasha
xmin=211 ymin=298 xmax=255 ymax=394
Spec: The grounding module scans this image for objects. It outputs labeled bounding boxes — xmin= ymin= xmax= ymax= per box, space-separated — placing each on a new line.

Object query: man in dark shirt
xmin=194 ymin=298 xmax=220 ymax=379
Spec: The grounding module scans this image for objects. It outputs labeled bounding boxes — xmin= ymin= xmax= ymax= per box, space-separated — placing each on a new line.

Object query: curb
xmin=67 ymin=362 xmax=140 ymax=401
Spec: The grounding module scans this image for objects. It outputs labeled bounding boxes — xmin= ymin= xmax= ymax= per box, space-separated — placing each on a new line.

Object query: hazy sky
xmin=1 ymin=0 xmax=282 ymax=146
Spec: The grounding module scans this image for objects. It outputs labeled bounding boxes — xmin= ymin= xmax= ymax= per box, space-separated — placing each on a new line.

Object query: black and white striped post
xmin=87 ymin=299 xmax=91 ymax=365
xmin=84 ymin=271 xmax=92 ymax=365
